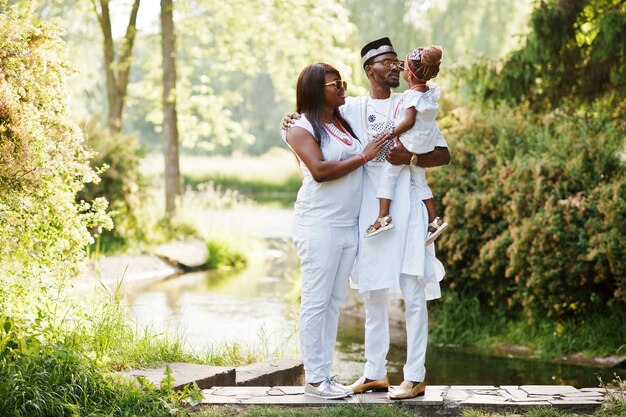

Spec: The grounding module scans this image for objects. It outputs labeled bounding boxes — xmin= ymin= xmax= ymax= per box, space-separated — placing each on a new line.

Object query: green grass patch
xmin=206 ymin=239 xmax=248 ymax=270
xmin=430 ymin=291 xmax=626 ymax=358
xmin=194 ymin=404 xmax=420 ymax=417
xmin=184 ymin=173 xmax=300 ymax=207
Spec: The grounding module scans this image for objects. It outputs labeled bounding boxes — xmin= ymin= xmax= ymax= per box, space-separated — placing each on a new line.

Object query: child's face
xmin=403 ymin=68 xmax=410 ymax=84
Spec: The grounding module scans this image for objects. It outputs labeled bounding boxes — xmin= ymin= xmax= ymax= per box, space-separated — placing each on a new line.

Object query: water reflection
xmin=124 ymin=237 xmax=625 ymax=388
xmin=125 ymin=238 xmax=300 ymax=356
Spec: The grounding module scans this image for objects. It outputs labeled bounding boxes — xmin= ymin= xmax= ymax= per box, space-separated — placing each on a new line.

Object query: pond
xmin=125 ymin=237 xmax=624 ymax=388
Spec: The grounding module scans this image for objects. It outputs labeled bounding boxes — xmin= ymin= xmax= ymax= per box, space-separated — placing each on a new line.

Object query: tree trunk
xmin=161 ymin=0 xmax=181 ymax=216
xmin=92 ymin=0 xmax=140 ymax=133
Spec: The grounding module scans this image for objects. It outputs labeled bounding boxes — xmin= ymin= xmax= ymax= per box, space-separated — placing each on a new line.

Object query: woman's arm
xmin=286 ymin=127 xmax=388 ymax=182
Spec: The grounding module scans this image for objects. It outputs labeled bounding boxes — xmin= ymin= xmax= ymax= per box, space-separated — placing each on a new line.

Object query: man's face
xmin=366 ymin=53 xmax=402 ymax=88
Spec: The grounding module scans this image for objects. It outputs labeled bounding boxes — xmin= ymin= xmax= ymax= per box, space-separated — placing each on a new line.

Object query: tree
xmin=160 ymin=0 xmax=180 ymax=215
xmin=91 ymin=0 xmax=141 ymax=132
xmin=123 ymin=0 xmax=358 ymax=153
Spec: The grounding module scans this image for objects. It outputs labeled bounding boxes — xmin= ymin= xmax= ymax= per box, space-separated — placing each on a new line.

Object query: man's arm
xmin=386 ymin=138 xmax=450 ymax=167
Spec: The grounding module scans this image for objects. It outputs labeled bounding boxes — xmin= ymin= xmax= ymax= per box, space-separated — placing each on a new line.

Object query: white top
xmin=399 ymin=84 xmax=442 ymax=154
xmin=341 ymin=94 xmax=447 ymax=300
xmin=284 ymin=114 xmax=364 ymax=227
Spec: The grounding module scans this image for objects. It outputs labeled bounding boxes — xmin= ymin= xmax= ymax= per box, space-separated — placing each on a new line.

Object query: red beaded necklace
xmin=410 ymin=83 xmax=428 ymax=90
xmin=324 ymin=117 xmax=353 ymax=146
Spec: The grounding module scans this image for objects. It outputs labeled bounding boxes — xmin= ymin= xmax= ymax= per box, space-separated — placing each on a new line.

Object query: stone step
xmin=121 ymin=359 xmax=304 ymax=391
xmin=122 ymin=362 xmax=235 ymax=390
xmin=236 ymin=358 xmax=304 ymax=386
xmin=199 ymin=384 xmax=614 ymax=414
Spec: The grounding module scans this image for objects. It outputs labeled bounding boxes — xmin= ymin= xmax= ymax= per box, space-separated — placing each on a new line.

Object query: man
xmin=283 ymin=37 xmax=449 ymax=399
xmin=341 ymin=37 xmax=448 ymax=400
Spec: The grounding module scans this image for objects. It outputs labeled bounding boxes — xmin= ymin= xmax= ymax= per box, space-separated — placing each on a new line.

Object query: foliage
xmin=78 ymin=118 xmax=144 ymax=250
xmin=457 ymin=0 xmax=626 ymax=108
xmin=124 ymin=0 xmax=357 ymax=154
xmin=184 ymin=173 xmax=300 ymax=207
xmin=0 ymin=3 xmax=111 ymax=314
xmin=0 ymin=313 xmax=174 ymax=416
xmin=596 ymin=375 xmax=626 ymax=417
xmin=432 ymin=97 xmax=625 ymax=321
xmin=196 ymin=405 xmax=418 ymax=417
xmin=206 ymin=240 xmax=248 ymax=270
xmin=430 ymin=291 xmax=626 ymax=357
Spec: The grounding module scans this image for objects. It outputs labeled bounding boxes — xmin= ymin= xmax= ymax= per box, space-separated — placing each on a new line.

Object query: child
xmin=365 ymin=45 xmax=448 ymax=245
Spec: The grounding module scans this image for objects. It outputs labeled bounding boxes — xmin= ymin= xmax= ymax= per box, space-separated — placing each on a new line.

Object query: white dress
xmin=377 ymin=85 xmax=443 ymax=201
xmin=340 ymin=94 xmax=446 ymax=301
xmin=283 ymin=113 xmax=364 ymax=383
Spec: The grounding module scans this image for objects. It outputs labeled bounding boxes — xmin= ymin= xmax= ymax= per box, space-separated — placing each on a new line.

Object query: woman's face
xmin=323 ymin=73 xmax=346 ymax=109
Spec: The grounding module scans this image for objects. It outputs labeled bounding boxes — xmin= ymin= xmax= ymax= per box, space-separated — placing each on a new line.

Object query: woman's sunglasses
xmin=325 ymin=80 xmax=348 ymax=91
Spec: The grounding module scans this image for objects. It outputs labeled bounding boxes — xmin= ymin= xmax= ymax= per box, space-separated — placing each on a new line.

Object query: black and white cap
xmin=360 ymin=37 xmax=396 ymax=66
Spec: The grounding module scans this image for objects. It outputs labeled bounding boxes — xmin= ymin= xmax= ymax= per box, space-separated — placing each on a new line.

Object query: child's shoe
xmin=425 ymin=217 xmax=448 ymax=245
xmin=365 ymin=216 xmax=394 ymax=238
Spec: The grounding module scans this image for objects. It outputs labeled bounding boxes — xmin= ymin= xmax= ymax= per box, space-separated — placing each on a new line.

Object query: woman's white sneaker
xmin=304 ymin=379 xmax=351 ymax=399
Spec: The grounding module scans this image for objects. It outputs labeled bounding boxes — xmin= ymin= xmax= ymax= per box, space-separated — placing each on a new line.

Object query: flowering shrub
xmin=0 ymin=5 xmax=111 ymax=313
xmin=433 ymin=98 xmax=625 ymax=320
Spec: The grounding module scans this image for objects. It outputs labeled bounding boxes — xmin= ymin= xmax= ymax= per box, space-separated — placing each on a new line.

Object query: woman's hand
xmin=282 ymin=112 xmax=301 ymax=131
xmin=361 ymin=132 xmax=391 ymax=162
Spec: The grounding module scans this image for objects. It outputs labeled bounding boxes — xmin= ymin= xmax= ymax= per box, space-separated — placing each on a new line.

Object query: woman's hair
xmin=295 ymin=63 xmax=357 ymax=144
xmin=407 ymin=46 xmax=443 ymax=81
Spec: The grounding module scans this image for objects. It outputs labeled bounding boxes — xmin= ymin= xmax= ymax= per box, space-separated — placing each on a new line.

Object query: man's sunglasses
xmin=325 ymin=80 xmax=348 ymax=90
xmin=371 ymin=59 xmax=404 ymax=70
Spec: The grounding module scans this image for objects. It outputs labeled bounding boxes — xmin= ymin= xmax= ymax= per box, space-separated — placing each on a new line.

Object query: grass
xmin=429 ymin=291 xmax=626 ymax=359
xmin=141 ymin=148 xmax=301 ymax=208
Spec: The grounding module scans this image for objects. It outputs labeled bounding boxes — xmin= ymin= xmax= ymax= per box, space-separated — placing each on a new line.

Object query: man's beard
xmin=385 ymin=79 xmax=400 ymax=88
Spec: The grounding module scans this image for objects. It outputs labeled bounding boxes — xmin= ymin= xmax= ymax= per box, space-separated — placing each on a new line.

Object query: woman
xmin=284 ymin=63 xmax=387 ymax=399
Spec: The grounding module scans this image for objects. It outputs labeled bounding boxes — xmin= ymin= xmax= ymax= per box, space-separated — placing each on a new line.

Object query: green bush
xmin=78 ymin=119 xmax=144 ymax=251
xmin=0 ymin=4 xmax=110 ymax=314
xmin=455 ymin=0 xmax=626 ymax=108
xmin=433 ymin=97 xmax=625 ymax=321
xmin=206 ymin=240 xmax=248 ymax=270
xmin=0 ymin=314 xmax=186 ymax=416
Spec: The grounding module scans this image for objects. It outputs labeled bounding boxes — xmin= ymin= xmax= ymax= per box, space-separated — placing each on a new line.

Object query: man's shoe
xmin=304 ymin=379 xmax=351 ymax=399
xmin=349 ymin=376 xmax=389 ymax=394
xmin=389 ymin=380 xmax=426 ymax=399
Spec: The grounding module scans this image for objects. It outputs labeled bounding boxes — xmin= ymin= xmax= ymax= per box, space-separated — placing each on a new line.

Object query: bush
xmin=0 ymin=4 xmax=110 ymax=314
xmin=78 ymin=118 xmax=144 ymax=251
xmin=0 ymin=314 xmax=185 ymax=417
xmin=206 ymin=240 xmax=247 ymax=270
xmin=432 ymin=97 xmax=625 ymax=321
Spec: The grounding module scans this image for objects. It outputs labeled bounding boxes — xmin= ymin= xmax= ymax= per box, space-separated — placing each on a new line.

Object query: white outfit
xmin=340 ymin=94 xmax=446 ymax=382
xmin=377 ymin=85 xmax=442 ymax=201
xmin=284 ymin=114 xmax=363 ymax=383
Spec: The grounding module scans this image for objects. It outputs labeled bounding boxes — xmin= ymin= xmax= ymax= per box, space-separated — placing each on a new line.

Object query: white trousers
xmin=363 ymin=275 xmax=428 ymax=382
xmin=377 ymin=162 xmax=433 ymax=202
xmin=293 ymin=222 xmax=358 ymax=383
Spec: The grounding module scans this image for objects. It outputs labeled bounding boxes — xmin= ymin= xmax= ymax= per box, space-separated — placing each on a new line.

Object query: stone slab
xmin=198 ymin=384 xmax=608 ymax=414
xmin=271 ymin=386 xmax=306 ymax=395
xmin=236 ymin=358 xmax=304 ymax=386
xmin=123 ymin=362 xmax=235 ymax=390
xmin=84 ymin=254 xmax=179 ymax=287
xmin=213 ymin=386 xmax=272 ymax=397
xmin=154 ymin=239 xmax=208 ymax=269
xmin=521 ymin=385 xmax=580 ymax=395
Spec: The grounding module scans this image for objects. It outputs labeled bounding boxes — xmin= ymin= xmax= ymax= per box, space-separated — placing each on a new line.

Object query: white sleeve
xmin=434 ymin=127 xmax=448 ymax=148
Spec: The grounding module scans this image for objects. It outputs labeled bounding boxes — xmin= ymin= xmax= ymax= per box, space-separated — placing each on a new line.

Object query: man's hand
xmin=282 ymin=112 xmax=301 ymax=131
xmin=386 ymin=138 xmax=412 ymax=165
xmin=386 ymin=139 xmax=451 ymax=167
